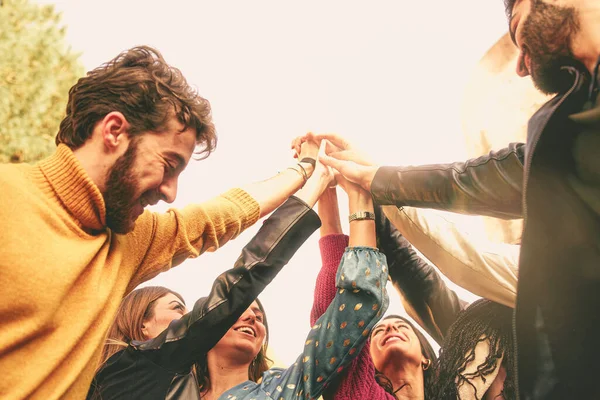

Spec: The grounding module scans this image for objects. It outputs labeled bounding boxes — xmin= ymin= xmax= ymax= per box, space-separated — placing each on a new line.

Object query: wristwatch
xmin=348 ymin=211 xmax=376 ymax=223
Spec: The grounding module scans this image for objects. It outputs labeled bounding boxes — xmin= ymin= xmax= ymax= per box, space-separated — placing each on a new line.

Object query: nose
xmin=241 ymin=309 xmax=257 ymax=324
xmin=385 ymin=324 xmax=398 ymax=333
xmin=159 ymin=177 xmax=178 ymax=204
xmin=516 ymin=50 xmax=530 ymax=77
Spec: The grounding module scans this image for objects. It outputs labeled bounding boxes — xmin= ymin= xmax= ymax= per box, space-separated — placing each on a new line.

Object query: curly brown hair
xmin=56 ymin=45 xmax=216 ymax=159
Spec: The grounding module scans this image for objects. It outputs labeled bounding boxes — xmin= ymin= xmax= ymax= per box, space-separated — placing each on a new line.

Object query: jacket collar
xmin=38 ymin=144 xmax=106 ymax=232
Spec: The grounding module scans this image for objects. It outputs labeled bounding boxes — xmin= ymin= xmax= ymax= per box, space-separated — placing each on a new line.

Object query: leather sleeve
xmin=370 ymin=143 xmax=525 ymax=219
xmin=134 ymin=196 xmax=321 ymax=372
xmin=375 ymin=206 xmax=467 ymax=345
xmin=381 ymin=205 xmax=519 ymax=308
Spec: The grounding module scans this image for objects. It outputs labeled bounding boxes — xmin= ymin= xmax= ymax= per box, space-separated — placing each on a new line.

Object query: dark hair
xmin=504 ymin=0 xmax=517 ymax=19
xmin=373 ymin=315 xmax=437 ymax=399
xmin=196 ymin=298 xmax=272 ymax=394
xmin=429 ymin=299 xmax=515 ymax=400
xmin=56 ymin=45 xmax=216 ymax=159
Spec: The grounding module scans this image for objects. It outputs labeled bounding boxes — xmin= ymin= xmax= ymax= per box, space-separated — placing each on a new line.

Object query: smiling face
xmin=104 ymin=118 xmax=197 ymax=233
xmin=141 ymin=292 xmax=188 ymax=340
xmin=369 ymin=317 xmax=424 ymax=371
xmin=509 ymin=0 xmax=580 ymax=94
xmin=208 ymin=301 xmax=267 ymax=364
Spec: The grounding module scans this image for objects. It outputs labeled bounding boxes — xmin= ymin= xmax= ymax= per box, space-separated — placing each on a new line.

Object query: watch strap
xmin=348 ymin=211 xmax=376 ymax=223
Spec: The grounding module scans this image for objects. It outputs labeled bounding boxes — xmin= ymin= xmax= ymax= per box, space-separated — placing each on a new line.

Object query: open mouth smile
xmin=382 ymin=333 xmax=408 ymax=346
xmin=234 ymin=326 xmax=256 ymax=337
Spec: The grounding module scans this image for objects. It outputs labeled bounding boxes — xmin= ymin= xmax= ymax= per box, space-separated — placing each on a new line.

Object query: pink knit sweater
xmin=311 ymin=234 xmax=395 ymax=400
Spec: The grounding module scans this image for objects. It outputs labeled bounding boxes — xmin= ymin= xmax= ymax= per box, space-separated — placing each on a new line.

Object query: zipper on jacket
xmin=513 ymin=67 xmax=583 ymax=400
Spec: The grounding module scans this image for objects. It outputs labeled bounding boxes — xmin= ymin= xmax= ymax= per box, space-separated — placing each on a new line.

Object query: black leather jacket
xmin=87 ymin=196 xmax=320 ymax=400
xmin=371 ymin=64 xmax=600 ymax=399
xmin=374 ymin=206 xmax=467 ymax=345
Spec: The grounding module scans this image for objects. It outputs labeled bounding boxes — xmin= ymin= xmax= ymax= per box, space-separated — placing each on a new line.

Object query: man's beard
xmin=521 ymin=0 xmax=580 ymax=95
xmin=104 ymin=139 xmax=141 ymax=234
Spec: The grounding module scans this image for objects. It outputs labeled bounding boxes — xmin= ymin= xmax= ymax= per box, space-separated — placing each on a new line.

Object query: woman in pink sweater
xmin=311 ymin=184 xmax=437 ymax=400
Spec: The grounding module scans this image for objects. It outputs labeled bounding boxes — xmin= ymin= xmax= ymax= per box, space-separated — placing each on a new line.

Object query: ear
xmin=100 ymin=111 xmax=131 ymax=152
xmin=422 ymin=358 xmax=432 ymax=371
xmin=141 ymin=322 xmax=150 ymax=339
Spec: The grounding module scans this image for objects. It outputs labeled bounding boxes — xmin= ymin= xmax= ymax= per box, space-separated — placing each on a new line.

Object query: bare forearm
xmin=241 ymin=161 xmax=314 ymax=217
xmin=294 ymin=171 xmax=330 ymax=209
xmin=317 ymin=188 xmax=343 ymax=237
xmin=348 ymin=190 xmax=376 ymax=248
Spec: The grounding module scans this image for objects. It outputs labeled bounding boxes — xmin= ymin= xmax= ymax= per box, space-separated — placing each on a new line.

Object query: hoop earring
xmin=422 ymin=358 xmax=432 ymax=371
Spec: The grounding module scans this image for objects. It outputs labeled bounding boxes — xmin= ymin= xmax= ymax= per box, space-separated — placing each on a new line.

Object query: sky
xmin=38 ymin=0 xmax=512 ymax=365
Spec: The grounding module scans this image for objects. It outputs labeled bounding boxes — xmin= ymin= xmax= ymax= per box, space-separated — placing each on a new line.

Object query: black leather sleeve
xmin=370 ymin=143 xmax=525 ymax=219
xmin=134 ymin=196 xmax=321 ymax=372
xmin=375 ymin=207 xmax=467 ymax=345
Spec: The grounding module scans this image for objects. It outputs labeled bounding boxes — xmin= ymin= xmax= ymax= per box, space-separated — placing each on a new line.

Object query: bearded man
xmin=303 ymin=1 xmax=600 ymax=398
xmin=0 ymin=46 xmax=318 ymax=400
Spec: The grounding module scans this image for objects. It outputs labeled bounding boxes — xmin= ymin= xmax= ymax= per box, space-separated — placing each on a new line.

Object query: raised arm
xmin=369 ymin=143 xmax=525 ymax=219
xmin=310 ymin=187 xmax=349 ymax=326
xmin=308 ymin=132 xmax=525 ymax=220
xmin=124 ymin=140 xmax=322 ymax=287
xmin=375 ymin=206 xmax=466 ymax=344
xmin=324 ymin=181 xmax=397 ymax=400
xmin=126 ymin=154 xmax=334 ymax=373
xmin=259 ymin=177 xmax=389 ymax=400
xmin=382 ymin=205 xmax=519 ymax=308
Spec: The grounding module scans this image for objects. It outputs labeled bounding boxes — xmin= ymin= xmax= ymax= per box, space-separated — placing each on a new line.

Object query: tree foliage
xmin=0 ymin=0 xmax=83 ymax=163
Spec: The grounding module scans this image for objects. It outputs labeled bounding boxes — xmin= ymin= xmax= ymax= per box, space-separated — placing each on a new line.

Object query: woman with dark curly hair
xmin=430 ymin=299 xmax=515 ymax=399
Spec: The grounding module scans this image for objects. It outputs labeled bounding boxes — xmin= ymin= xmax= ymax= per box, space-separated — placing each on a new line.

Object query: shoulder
xmin=0 ymin=162 xmax=31 ymax=185
xmin=0 ymin=163 xmax=39 ymax=208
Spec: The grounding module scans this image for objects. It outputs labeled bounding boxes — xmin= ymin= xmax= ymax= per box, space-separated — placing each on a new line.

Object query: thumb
xmin=319 ymin=152 xmax=346 ymax=171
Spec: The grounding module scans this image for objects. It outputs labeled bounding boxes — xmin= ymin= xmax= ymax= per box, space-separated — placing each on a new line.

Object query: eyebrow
xmin=169 ymin=300 xmax=184 ymax=307
xmin=165 ymin=151 xmax=187 ymax=170
xmin=371 ymin=326 xmax=384 ymax=335
xmin=251 ymin=306 xmax=263 ymax=316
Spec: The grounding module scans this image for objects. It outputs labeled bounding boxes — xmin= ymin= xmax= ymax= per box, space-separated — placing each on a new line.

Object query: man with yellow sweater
xmin=0 ymin=46 xmax=317 ymax=399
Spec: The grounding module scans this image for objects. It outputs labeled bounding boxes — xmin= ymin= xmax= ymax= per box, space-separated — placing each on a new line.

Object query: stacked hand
xmin=291 ymin=132 xmax=378 ymax=192
xmin=292 ymin=134 xmax=335 ymax=188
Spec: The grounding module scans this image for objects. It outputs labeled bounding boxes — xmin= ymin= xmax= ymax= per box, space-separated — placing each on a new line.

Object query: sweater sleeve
xmin=310 ymin=234 xmax=349 ymax=326
xmin=259 ymin=247 xmax=389 ymax=400
xmin=123 ymin=188 xmax=260 ymax=288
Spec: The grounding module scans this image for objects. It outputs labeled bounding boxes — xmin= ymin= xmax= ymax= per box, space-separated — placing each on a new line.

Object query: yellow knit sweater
xmin=0 ymin=145 xmax=260 ymax=400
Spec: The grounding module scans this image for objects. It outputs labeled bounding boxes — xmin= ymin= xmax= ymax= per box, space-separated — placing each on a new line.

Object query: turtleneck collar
xmin=38 ymin=144 xmax=107 ymax=232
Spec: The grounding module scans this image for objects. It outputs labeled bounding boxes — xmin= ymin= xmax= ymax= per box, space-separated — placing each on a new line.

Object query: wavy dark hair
xmin=504 ymin=0 xmax=517 ymax=19
xmin=428 ymin=299 xmax=515 ymax=400
xmin=372 ymin=315 xmax=438 ymax=399
xmin=196 ymin=298 xmax=272 ymax=395
xmin=56 ymin=45 xmax=216 ymax=159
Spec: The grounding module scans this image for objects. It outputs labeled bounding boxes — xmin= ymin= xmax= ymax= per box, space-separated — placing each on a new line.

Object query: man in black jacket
xmin=304 ymin=1 xmax=600 ymax=398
